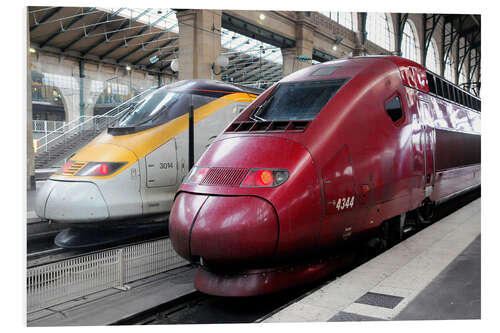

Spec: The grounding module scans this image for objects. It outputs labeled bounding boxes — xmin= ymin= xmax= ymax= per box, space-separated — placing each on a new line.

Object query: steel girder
xmin=422 ymin=14 xmax=441 ymax=67
xmin=39 ymin=7 xmax=97 ymax=48
xmin=131 ymin=36 xmax=178 ymax=66
xmin=396 ymin=13 xmax=409 ymax=56
xmin=98 ymin=10 xmax=174 ymax=59
xmin=61 ymin=8 xmax=127 ymax=52
xmin=30 ymin=7 xmax=63 ymax=32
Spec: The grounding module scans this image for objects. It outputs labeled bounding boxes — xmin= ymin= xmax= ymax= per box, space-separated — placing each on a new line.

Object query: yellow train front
xmin=35 ymin=80 xmax=260 ymax=247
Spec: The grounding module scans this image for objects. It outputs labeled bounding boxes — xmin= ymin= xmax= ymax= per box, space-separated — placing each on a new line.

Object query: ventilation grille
xmin=62 ymin=161 xmax=87 ymax=176
xmin=200 ymin=167 xmax=249 ymax=186
xmin=225 ymin=120 xmax=310 ymax=133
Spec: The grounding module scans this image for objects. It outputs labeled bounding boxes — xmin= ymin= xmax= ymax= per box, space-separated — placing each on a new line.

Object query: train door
xmin=319 ymin=145 xmax=357 ymax=244
xmin=418 ymin=100 xmax=435 ymax=197
xmin=145 ymin=139 xmax=178 ymax=187
xmin=142 ymin=139 xmax=178 ymax=214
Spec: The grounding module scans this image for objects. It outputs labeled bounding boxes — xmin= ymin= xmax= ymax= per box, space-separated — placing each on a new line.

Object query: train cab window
xmin=250 ymin=79 xmax=347 ymax=121
xmin=115 ymin=86 xmax=216 ymax=131
xmin=385 ymin=96 xmax=404 ymax=124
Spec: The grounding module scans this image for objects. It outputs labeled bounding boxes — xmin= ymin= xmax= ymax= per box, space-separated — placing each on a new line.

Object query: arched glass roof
xmin=444 ymin=56 xmax=454 ymax=82
xmin=319 ymin=12 xmax=357 ymax=31
xmin=401 ymin=22 xmax=419 ymax=63
xmin=101 ymin=8 xmax=179 ymax=33
xmin=219 ymin=28 xmax=283 ymax=86
xmin=425 ymin=39 xmax=439 ymax=74
xmin=366 ymin=12 xmax=395 ymax=51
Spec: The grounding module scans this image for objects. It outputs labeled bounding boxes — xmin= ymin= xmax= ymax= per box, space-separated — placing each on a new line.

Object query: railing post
xmin=115 ymin=249 xmax=130 ymax=291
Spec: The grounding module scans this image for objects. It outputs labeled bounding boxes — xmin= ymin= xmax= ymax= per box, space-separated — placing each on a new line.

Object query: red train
xmin=169 ymin=56 xmax=481 ymax=296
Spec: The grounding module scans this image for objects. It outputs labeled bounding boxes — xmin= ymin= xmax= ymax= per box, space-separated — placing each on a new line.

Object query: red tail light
xmin=75 ymin=162 xmax=126 ymax=177
xmin=99 ymin=163 xmax=109 ymax=175
xmin=62 ymin=161 xmax=73 ymax=173
xmin=241 ymin=169 xmax=289 ymax=187
xmin=257 ymin=170 xmax=273 ymax=186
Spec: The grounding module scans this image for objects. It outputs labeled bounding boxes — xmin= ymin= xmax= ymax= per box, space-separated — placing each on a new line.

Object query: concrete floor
xmin=395 ymin=235 xmax=480 ymax=320
xmin=264 ymin=198 xmax=481 ymax=322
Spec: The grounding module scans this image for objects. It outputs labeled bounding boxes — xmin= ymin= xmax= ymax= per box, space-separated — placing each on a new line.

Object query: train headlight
xmin=241 ymin=169 xmax=289 ymax=188
xmin=75 ymin=162 xmax=127 ymax=177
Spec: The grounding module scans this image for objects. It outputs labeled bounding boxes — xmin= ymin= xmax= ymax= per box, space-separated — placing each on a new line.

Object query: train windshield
xmin=251 ymin=79 xmax=347 ymax=121
xmin=116 ymin=87 xmax=216 ymax=129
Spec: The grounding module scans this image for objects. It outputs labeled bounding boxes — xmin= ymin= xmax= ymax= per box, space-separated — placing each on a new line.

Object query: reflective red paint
xmin=169 ymin=56 xmax=481 ymax=296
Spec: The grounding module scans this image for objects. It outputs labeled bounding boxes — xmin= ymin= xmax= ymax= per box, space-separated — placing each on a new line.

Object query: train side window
xmin=385 ymin=96 xmax=404 ymax=124
xmin=436 ymin=78 xmax=443 ymax=97
xmin=427 ymin=72 xmax=436 ymax=94
xmin=443 ymin=82 xmax=449 ymax=100
xmin=449 ymin=86 xmax=455 ymax=102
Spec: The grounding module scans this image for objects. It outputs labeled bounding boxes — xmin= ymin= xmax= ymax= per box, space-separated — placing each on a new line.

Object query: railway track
xmin=115 ymin=188 xmax=480 ymax=325
xmin=27 ymin=234 xmax=171 ymax=268
xmin=27 ymin=214 xmax=170 ymax=266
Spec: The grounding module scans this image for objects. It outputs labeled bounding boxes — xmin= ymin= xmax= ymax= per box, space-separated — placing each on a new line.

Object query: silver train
xmin=35 ymin=80 xmax=260 ymax=225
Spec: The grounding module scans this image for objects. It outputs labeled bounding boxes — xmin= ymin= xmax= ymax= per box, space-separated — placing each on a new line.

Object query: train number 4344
xmin=334 ymin=196 xmax=355 ymax=211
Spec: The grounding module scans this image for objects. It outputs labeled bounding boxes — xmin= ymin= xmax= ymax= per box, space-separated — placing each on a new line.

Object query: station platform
xmin=264 ymin=198 xmax=481 ymax=322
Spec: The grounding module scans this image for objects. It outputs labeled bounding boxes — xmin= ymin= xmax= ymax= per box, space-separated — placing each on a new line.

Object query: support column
xmin=79 ymin=59 xmax=85 ymax=120
xmin=294 ymin=16 xmax=314 ymax=71
xmin=27 ymin=12 xmax=35 ymax=190
xmin=353 ymin=12 xmax=367 ymax=56
xmin=281 ymin=47 xmax=298 ymax=77
xmin=157 ymin=73 xmax=162 ymax=87
xmin=281 ymin=14 xmax=314 ymax=77
xmin=176 ymin=9 xmax=222 ymax=80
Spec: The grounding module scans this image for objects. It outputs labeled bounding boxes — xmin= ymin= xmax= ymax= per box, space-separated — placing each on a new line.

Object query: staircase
xmin=34 ymin=87 xmax=157 ymax=169
xmin=35 ymin=129 xmax=100 ymax=169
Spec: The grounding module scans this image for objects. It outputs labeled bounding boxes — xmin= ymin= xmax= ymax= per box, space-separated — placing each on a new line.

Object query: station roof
xmin=28 ymin=6 xmax=283 ymax=86
xmin=28 ymin=8 xmax=480 ymax=89
xmin=29 ymin=7 xmax=179 ymax=74
xmin=444 ymin=14 xmax=481 ymax=50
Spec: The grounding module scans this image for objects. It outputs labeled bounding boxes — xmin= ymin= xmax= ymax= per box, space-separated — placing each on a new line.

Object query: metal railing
xmin=27 ymin=238 xmax=188 ymax=313
xmin=32 ymin=120 xmax=66 ymax=135
xmin=34 ymin=87 xmax=157 ymax=155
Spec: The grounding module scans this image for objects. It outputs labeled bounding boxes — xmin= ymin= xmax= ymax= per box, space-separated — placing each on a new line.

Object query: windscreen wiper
xmin=250 ymin=94 xmax=274 ymax=121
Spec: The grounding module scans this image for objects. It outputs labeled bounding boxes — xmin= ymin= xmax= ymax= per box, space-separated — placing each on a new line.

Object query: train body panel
xmin=174 ymin=135 xmax=322 ymax=260
xmin=36 ymin=80 xmax=260 ymax=224
xmin=169 ymin=56 xmax=481 ymax=295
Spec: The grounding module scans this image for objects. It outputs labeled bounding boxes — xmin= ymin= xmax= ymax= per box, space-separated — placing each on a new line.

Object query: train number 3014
xmin=335 ymin=196 xmax=355 ymax=211
xmin=159 ymin=162 xmax=175 ymax=169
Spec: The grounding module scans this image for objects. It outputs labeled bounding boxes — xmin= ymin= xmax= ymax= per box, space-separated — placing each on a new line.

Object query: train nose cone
xmin=169 ymin=193 xmax=279 ymax=263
